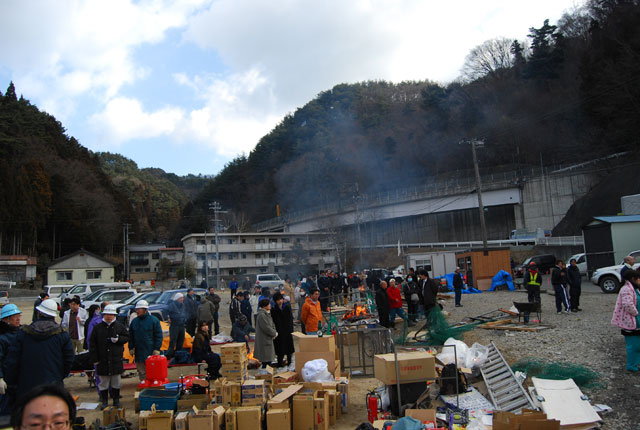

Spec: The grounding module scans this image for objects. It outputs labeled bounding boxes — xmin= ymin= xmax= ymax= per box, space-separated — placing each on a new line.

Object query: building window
xmin=228 ymin=239 xmax=233 ymax=244
xmin=87 ymin=270 xmax=102 ymax=280
xmin=282 ymin=253 xmax=286 ymax=258
xmin=256 ymin=239 xmax=265 ymax=244
xmin=275 ymin=267 xmax=279 ymax=273
xmin=196 ymin=240 xmax=205 ymax=245
xmin=197 ymin=255 xmax=206 ymax=261
xmin=228 ymin=253 xmax=234 ymax=260
xmin=241 ymin=239 xmax=246 ymax=243
xmin=259 ymin=268 xmax=266 ymax=273
xmin=152 ymin=253 xmax=160 ymax=260
xmin=241 ymin=253 xmax=247 ymax=259
xmin=296 ymin=238 xmax=302 ymax=243
xmin=211 ymin=239 xmax=216 ymax=244
xmin=282 ymin=238 xmax=290 ymax=243
xmin=269 ymin=253 xmax=276 ymax=258
xmin=56 ymin=271 xmax=72 ymax=281
xmin=269 ymin=238 xmax=278 ymax=244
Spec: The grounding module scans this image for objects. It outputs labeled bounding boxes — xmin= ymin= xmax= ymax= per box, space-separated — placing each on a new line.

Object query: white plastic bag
xmin=436 ymin=337 xmax=470 ymax=367
xmin=301 ymin=359 xmax=334 ymax=382
xmin=464 ymin=343 xmax=490 ymax=369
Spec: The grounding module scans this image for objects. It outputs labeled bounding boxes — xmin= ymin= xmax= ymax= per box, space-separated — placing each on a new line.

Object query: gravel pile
xmin=448 ymin=287 xmax=639 ymax=428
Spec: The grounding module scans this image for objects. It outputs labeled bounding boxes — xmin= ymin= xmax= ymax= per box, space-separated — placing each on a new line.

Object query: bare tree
xmin=461 ymin=37 xmax=517 ymax=81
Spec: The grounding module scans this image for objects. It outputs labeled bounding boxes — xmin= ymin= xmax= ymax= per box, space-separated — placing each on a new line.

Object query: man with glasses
xmin=11 ymin=384 xmax=75 ymax=430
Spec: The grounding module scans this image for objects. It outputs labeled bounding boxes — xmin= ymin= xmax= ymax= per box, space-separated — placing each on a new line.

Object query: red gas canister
xmin=146 ymin=354 xmax=168 ymax=380
xmin=366 ymin=390 xmax=381 ymax=423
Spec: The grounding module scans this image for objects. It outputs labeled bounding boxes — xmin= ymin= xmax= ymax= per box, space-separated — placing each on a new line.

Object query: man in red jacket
xmin=387 ymin=279 xmax=407 ymax=328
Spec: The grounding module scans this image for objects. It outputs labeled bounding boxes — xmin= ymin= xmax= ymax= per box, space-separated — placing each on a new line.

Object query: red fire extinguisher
xmin=366 ymin=390 xmax=381 ymax=423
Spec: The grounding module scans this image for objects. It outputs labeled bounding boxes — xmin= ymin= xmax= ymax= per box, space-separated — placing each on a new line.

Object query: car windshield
xmin=522 ymin=258 xmax=532 ymax=266
xmin=142 ymin=292 xmax=160 ymax=304
xmin=120 ymin=293 xmax=143 ymax=305
xmin=84 ymin=290 xmax=104 ymax=300
xmin=68 ymin=285 xmax=86 ymax=294
xmin=157 ymin=291 xmax=181 ymax=304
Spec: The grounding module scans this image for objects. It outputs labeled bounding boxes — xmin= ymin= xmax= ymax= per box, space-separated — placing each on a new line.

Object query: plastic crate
xmin=139 ymin=388 xmax=180 ymax=411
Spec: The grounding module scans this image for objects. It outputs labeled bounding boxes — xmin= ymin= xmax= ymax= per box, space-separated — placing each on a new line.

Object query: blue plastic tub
xmin=163 ymin=382 xmax=181 ymax=390
xmin=139 ymin=388 xmax=180 ymax=411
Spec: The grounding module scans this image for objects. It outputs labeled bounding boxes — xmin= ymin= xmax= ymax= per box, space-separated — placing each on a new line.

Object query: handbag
xmin=410 ymin=292 xmax=419 ymax=303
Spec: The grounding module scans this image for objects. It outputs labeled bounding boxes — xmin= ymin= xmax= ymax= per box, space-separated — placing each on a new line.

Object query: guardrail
xmin=360 ymin=236 xmax=583 ymax=250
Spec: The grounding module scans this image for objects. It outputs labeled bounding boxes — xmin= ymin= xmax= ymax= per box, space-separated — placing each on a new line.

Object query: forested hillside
xmin=184 ymin=0 xmax=640 ymax=228
xmin=0 ymin=83 xmax=134 ymax=268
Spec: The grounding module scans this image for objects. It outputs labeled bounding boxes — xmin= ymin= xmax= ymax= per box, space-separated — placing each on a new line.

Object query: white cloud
xmin=0 ymin=0 xmax=208 ymax=119
xmin=90 ymin=68 xmax=281 ymax=157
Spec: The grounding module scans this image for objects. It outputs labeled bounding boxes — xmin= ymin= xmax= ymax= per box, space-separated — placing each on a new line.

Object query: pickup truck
xmin=591 ymin=250 xmax=640 ymax=293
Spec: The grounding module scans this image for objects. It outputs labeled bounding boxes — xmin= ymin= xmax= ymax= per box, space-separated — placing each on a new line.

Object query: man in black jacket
xmin=6 ymin=299 xmax=74 ymax=400
xmin=229 ymin=291 xmax=242 ymax=324
xmin=401 ymin=275 xmax=419 ymax=326
xmin=419 ymin=269 xmax=439 ymax=318
xmin=453 ymin=267 xmax=464 ymax=307
xmin=551 ymin=260 xmax=570 ymax=314
xmin=375 ymin=281 xmax=391 ymax=328
xmin=89 ymin=304 xmax=129 ymax=409
xmin=184 ymin=288 xmax=199 ymax=336
xmin=567 ymin=258 xmax=582 ymax=312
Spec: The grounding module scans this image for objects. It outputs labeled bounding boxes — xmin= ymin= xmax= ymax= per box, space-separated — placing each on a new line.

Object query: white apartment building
xmin=181 ymin=232 xmax=337 ymax=283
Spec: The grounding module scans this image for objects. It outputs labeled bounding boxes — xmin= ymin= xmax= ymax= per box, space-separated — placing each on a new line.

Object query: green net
xmin=511 ymin=358 xmax=603 ymax=389
xmin=406 ymin=306 xmax=479 ymax=345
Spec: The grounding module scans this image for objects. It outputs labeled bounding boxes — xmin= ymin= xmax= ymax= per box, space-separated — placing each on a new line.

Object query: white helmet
xmin=36 ymin=299 xmax=59 ymax=318
xmin=103 ymin=304 xmax=118 ymax=315
xmin=135 ymin=300 xmax=149 ymax=309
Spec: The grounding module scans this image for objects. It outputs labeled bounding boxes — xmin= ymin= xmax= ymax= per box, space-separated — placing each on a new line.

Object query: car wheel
xmin=599 ymin=275 xmax=620 ymax=294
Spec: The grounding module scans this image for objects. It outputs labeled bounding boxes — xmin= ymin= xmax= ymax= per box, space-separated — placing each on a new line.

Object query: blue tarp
xmin=436 ymin=273 xmax=483 ymax=294
xmin=488 ymin=270 xmax=515 ymax=291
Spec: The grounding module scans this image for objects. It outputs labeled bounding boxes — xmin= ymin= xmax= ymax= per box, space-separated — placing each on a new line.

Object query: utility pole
xmin=470 ymin=139 xmax=488 ymax=250
xmin=210 ymin=202 xmax=227 ymax=289
xmin=123 ymin=224 xmax=131 ymax=280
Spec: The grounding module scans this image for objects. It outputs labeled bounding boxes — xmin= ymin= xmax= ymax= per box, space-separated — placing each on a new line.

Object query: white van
xmin=59 ymin=282 xmax=134 ymax=302
xmin=43 ymin=285 xmax=74 ymax=299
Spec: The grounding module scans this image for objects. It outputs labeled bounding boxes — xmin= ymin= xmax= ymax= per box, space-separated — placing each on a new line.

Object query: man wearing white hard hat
xmin=89 ymin=304 xmax=129 ymax=410
xmin=128 ymin=300 xmax=162 ymax=381
xmin=5 ymin=299 xmax=74 ymax=400
xmin=0 ymin=303 xmax=21 ymax=414
xmin=166 ymin=293 xmax=186 ymax=359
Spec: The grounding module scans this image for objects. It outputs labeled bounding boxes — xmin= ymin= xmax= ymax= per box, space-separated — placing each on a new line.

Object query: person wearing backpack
xmin=402 ymin=275 xmax=420 ymax=326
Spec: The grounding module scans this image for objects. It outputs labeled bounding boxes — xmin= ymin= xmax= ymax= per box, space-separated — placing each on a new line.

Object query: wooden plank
xmin=480 ymin=323 xmax=552 ymax=332
xmin=480 ymin=319 xmax=514 ymax=327
xmin=498 ymin=308 xmax=519 ymax=316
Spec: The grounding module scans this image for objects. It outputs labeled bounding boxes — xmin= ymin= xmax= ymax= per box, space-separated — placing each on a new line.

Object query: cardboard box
xmin=177 ymin=394 xmax=210 ymax=411
xmin=493 ymin=409 xmax=561 ymax=430
xmin=174 ymin=411 xmax=189 ymax=430
xmin=298 ymin=335 xmax=336 ymax=352
xmin=103 ymin=407 xmax=125 ymax=426
xmin=326 ymin=390 xmax=337 ymax=425
xmin=313 ymin=391 xmax=329 ymax=430
xmin=292 ymin=394 xmax=315 ymax=430
xmin=267 ymin=408 xmax=292 ymax=430
xmin=268 ymin=384 xmax=303 ymax=410
xmin=138 ymin=410 xmax=152 ymax=430
xmin=275 ymin=371 xmax=298 ymax=383
xmin=222 ymin=381 xmax=242 ymax=406
xmin=210 ymin=406 xmax=226 ymax=430
xmin=225 ymin=407 xmax=238 ymax=430
xmin=255 ymin=365 xmax=275 ymax=384
xmin=220 ymin=342 xmax=247 ymax=353
xmin=405 ymin=409 xmax=437 ymax=424
xmin=373 ymin=352 xmax=436 ymax=385
xmin=189 ymin=407 xmax=218 ymax=430
xmin=146 ymin=410 xmax=174 ymax=430
xmin=236 ymin=406 xmax=262 ymax=430
xmin=295 ymin=351 xmax=336 ymax=377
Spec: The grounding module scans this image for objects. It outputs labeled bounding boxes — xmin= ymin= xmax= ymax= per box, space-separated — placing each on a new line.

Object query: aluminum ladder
xmin=480 ymin=341 xmax=536 ymax=413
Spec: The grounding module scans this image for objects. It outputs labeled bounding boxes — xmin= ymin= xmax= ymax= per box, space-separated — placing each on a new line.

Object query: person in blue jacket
xmin=166 ymin=293 xmax=186 ymax=359
xmin=5 ymin=299 xmax=74 ymax=400
xmin=128 ymin=300 xmax=163 ymax=381
xmin=0 ymin=304 xmax=21 ymax=415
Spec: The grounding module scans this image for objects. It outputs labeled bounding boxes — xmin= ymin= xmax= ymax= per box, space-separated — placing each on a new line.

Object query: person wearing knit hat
xmin=166 ymin=292 xmax=186 ymax=359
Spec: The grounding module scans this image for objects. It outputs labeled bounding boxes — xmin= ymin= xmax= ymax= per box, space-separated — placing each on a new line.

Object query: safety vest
xmin=527 ymin=272 xmax=541 ymax=286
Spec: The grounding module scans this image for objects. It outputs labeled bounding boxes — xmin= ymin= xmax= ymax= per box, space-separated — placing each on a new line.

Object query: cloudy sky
xmin=0 ymin=0 xmax=582 ymax=176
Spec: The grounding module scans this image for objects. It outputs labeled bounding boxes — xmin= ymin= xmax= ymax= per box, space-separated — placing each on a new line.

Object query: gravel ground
xmin=453 ymin=286 xmax=640 ymax=429
xmin=12 ymin=284 xmax=640 ymax=429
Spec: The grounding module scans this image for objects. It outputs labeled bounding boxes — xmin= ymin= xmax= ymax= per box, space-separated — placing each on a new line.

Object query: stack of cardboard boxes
xmin=140 ymin=335 xmax=351 ymax=430
xmin=220 ymin=342 xmax=249 ymax=382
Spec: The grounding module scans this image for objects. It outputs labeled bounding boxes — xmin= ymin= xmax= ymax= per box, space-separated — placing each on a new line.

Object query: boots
xmin=112 ymin=388 xmax=121 ymax=407
xmin=99 ymin=390 xmax=109 ymax=410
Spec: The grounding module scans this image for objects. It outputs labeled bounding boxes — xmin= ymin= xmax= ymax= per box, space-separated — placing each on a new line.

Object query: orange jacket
xmin=301 ymin=297 xmax=323 ymax=332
